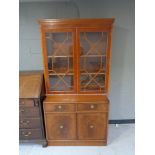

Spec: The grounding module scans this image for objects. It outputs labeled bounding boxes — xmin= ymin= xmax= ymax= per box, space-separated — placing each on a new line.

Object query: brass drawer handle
xmin=20 ymin=120 xmax=30 ymax=125
xmin=22 ymin=131 xmax=31 ymax=137
xmin=89 ymin=125 xmax=94 ymax=129
xmin=20 ymin=101 xmax=25 ymax=105
xmin=35 ymin=101 xmax=39 ymax=106
xmin=90 ymin=104 xmax=95 ymax=109
xmin=58 ymin=105 xmax=62 ymax=109
xmin=59 ymin=125 xmax=64 ymax=129
xmin=20 ymin=109 xmax=25 ymax=113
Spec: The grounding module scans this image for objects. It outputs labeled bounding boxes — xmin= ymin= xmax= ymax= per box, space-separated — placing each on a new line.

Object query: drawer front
xmin=44 ymin=103 xmax=75 ymax=113
xmin=45 ymin=113 xmax=76 ymax=140
xmin=19 ymin=118 xmax=41 ymax=129
xmin=19 ymin=129 xmax=42 ymax=140
xmin=77 ymin=113 xmax=107 ymax=140
xmin=19 ymin=107 xmax=40 ymax=117
xmin=19 ymin=99 xmax=34 ymax=107
xmin=77 ymin=103 xmax=108 ymax=112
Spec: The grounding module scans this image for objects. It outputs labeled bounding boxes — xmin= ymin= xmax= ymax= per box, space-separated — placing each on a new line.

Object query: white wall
xmin=19 ymin=1 xmax=80 ymax=70
xmin=19 ymin=0 xmax=135 ymax=120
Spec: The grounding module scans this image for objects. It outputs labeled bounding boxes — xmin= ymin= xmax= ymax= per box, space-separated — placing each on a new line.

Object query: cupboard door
xmin=78 ymin=29 xmax=109 ymax=93
xmin=43 ymin=29 xmax=76 ymax=93
xmin=77 ymin=113 xmax=107 ymax=140
xmin=45 ymin=113 xmax=76 ymax=140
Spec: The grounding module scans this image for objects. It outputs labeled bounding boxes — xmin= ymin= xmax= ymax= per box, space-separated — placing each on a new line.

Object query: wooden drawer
xmin=19 ymin=107 xmax=40 ymax=117
xmin=77 ymin=103 xmax=108 ymax=112
xmin=45 ymin=113 xmax=76 ymax=140
xmin=44 ymin=103 xmax=75 ymax=113
xmin=77 ymin=113 xmax=107 ymax=140
xmin=19 ymin=118 xmax=41 ymax=129
xmin=19 ymin=129 xmax=43 ymax=140
xmin=19 ymin=99 xmax=34 ymax=107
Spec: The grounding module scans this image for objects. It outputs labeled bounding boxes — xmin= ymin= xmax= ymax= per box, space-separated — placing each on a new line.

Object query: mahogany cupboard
xmin=38 ymin=19 xmax=114 ymax=146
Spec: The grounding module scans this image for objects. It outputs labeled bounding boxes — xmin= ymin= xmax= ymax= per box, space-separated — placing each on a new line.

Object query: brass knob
xmin=90 ymin=105 xmax=95 ymax=109
xmin=23 ymin=132 xmax=31 ymax=137
xmin=20 ymin=109 xmax=25 ymax=113
xmin=59 ymin=125 xmax=64 ymax=129
xmin=20 ymin=101 xmax=25 ymax=105
xmin=58 ymin=105 xmax=62 ymax=109
xmin=20 ymin=120 xmax=30 ymax=125
xmin=90 ymin=125 xmax=94 ymax=129
xmin=35 ymin=101 xmax=39 ymax=106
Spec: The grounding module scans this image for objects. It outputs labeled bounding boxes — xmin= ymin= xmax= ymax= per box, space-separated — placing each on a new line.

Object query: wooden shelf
xmin=50 ymin=86 xmax=73 ymax=91
xmin=81 ymin=55 xmax=106 ymax=57
xmin=80 ymin=69 xmax=105 ymax=75
xmin=48 ymin=55 xmax=73 ymax=58
xmin=48 ymin=72 xmax=105 ymax=76
xmin=48 ymin=69 xmax=74 ymax=76
xmin=80 ymin=72 xmax=105 ymax=75
xmin=49 ymin=73 xmax=74 ymax=76
xmin=81 ymin=85 xmax=105 ymax=90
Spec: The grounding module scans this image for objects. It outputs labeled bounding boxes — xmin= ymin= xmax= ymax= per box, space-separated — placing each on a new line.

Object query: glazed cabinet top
xmin=19 ymin=72 xmax=43 ymax=98
xmin=39 ymin=19 xmax=114 ymax=95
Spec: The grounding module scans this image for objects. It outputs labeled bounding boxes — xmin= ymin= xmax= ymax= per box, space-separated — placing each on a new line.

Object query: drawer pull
xmin=20 ymin=120 xmax=30 ymax=125
xmin=35 ymin=101 xmax=39 ymax=106
xmin=58 ymin=105 xmax=62 ymax=109
xmin=20 ymin=109 xmax=25 ymax=113
xmin=20 ymin=101 xmax=25 ymax=105
xmin=89 ymin=125 xmax=94 ymax=129
xmin=90 ymin=105 xmax=95 ymax=109
xmin=22 ymin=131 xmax=31 ymax=137
xmin=59 ymin=125 xmax=64 ymax=129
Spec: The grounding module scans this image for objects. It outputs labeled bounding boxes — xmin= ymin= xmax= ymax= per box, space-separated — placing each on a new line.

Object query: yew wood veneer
xmin=38 ymin=19 xmax=114 ymax=146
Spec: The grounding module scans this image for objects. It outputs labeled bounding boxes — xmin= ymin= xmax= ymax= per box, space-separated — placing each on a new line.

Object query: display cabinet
xmin=39 ymin=19 xmax=114 ymax=146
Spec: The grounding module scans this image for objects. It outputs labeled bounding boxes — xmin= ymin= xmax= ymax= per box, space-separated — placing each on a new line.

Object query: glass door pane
xmin=45 ymin=32 xmax=74 ymax=92
xmin=79 ymin=31 xmax=108 ymax=92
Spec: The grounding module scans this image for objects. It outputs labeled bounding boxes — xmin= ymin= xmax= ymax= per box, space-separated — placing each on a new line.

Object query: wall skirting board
xmin=109 ymin=119 xmax=135 ymax=124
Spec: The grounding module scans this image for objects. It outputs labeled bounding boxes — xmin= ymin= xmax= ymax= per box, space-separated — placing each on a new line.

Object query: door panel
xmin=78 ymin=29 xmax=109 ymax=93
xmin=45 ymin=113 xmax=76 ymax=140
xmin=77 ymin=113 xmax=107 ymax=140
xmin=44 ymin=29 xmax=76 ymax=93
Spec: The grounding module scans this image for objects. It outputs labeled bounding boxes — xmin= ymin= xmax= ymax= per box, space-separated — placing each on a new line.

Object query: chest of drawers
xmin=19 ymin=72 xmax=47 ymax=147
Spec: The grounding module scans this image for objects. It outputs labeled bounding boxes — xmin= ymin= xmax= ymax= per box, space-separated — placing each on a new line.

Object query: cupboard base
xmin=47 ymin=140 xmax=107 ymax=146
